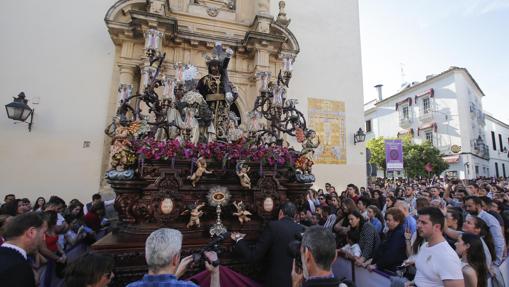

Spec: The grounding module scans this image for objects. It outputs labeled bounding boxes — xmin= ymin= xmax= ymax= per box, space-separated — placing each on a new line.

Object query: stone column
xmin=117 ymin=41 xmax=137 ymax=100
xmin=254 ymin=47 xmax=271 ymax=94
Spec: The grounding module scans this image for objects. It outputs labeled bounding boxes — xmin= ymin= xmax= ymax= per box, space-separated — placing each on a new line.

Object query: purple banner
xmin=385 ymin=140 xmax=403 ymax=171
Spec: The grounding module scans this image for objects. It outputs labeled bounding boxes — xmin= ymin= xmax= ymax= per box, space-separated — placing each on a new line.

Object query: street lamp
xmin=354 ymin=128 xmax=366 ymax=145
xmin=5 ymin=92 xmax=34 ymax=132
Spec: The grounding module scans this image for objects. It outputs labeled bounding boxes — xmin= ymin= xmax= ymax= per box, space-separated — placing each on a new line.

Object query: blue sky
xmin=359 ymin=0 xmax=509 ymax=122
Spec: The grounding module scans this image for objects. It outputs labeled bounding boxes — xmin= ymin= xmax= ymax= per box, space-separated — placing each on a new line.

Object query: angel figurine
xmin=233 ymin=201 xmax=252 ymax=224
xmin=300 ymin=129 xmax=320 ymax=157
xmin=181 ymin=201 xmax=205 ymax=228
xmin=236 ymin=161 xmax=251 ymax=189
xmin=187 ymin=157 xmax=212 ymax=187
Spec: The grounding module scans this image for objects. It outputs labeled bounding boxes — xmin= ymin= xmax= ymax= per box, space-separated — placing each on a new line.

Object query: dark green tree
xmin=403 ymin=141 xmax=449 ymax=178
xmin=366 ymin=136 xmax=448 ymax=178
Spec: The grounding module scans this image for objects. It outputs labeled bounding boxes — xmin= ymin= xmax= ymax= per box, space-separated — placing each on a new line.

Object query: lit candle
xmin=144 ymin=29 xmax=163 ymax=52
xmin=282 ymin=55 xmax=294 ymax=72
xmin=162 ymin=76 xmax=176 ymax=100
xmin=272 ymin=86 xmax=285 ymax=107
xmin=256 ymin=71 xmax=271 ymax=91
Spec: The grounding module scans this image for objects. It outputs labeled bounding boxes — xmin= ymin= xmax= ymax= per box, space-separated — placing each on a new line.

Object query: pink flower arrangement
xmin=133 ymin=138 xmax=298 ymax=166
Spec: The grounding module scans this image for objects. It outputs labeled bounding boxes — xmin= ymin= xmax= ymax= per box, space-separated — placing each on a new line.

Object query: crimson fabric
xmin=45 ymin=233 xmax=59 ymax=252
xmin=188 ymin=266 xmax=262 ymax=287
xmin=84 ymin=211 xmax=101 ymax=231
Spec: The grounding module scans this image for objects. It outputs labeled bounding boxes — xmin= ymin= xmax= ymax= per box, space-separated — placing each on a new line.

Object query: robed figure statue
xmin=196 ymin=42 xmax=239 ymax=140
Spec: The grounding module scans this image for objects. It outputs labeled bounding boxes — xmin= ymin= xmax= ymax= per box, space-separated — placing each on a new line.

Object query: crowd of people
xmin=1 ymin=176 xmax=508 ymax=287
xmin=0 ymin=194 xmax=112 ymax=286
xmin=293 ymin=178 xmax=508 ymax=287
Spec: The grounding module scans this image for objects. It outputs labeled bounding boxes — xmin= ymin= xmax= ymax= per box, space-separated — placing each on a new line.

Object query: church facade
xmin=0 ymin=0 xmax=365 ymax=202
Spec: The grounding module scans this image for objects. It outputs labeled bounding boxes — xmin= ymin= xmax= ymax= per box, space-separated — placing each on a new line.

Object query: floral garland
xmin=133 ymin=138 xmax=298 ymax=167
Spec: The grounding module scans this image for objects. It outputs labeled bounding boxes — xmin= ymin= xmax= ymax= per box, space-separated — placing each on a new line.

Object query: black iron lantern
xmin=354 ymin=128 xmax=366 ymax=145
xmin=5 ymin=92 xmax=34 ymax=131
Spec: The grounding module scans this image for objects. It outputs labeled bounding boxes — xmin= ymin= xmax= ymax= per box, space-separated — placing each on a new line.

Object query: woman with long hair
xmin=64 ymin=252 xmax=114 ymax=287
xmin=33 ymin=197 xmax=46 ymax=212
xmin=382 ymin=195 xmax=396 ymax=216
xmin=445 ymin=215 xmax=495 ymax=270
xmin=348 ymin=210 xmax=380 ymax=265
xmin=371 ymin=189 xmax=385 ymax=210
xmin=367 ymin=205 xmax=384 ymax=235
xmin=334 ymin=198 xmax=358 ymax=232
xmin=455 ymin=233 xmax=489 ymax=287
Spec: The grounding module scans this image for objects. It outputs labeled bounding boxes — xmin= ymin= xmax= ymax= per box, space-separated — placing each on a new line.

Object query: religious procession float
xmin=95 ymin=1 xmax=319 ymax=285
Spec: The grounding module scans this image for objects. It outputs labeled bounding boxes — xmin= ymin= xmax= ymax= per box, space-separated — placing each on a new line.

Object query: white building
xmin=365 ymin=66 xmax=494 ymax=179
xmin=485 ymin=114 xmax=509 ymax=178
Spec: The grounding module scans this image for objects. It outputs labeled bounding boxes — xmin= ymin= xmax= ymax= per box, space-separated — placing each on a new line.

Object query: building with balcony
xmin=364 ymin=66 xmax=497 ymax=179
xmin=485 ymin=114 xmax=509 ymax=179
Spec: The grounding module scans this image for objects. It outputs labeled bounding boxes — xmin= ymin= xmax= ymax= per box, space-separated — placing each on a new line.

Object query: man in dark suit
xmin=0 ymin=212 xmax=47 ymax=287
xmin=231 ymin=202 xmax=304 ymax=287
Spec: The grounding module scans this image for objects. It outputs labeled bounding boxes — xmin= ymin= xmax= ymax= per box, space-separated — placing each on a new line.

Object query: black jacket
xmin=0 ymin=246 xmax=35 ymax=287
xmin=234 ymin=217 xmax=304 ymax=287
xmin=372 ymin=224 xmax=407 ymax=272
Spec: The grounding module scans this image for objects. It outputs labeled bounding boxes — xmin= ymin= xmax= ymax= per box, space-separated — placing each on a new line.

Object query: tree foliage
xmin=366 ymin=136 xmax=449 ymax=178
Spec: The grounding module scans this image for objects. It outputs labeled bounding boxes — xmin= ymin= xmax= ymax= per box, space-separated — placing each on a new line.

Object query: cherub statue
xmin=236 ymin=161 xmax=251 ymax=189
xmin=181 ymin=201 xmax=205 ymax=228
xmin=187 ymin=157 xmax=212 ymax=187
xmin=300 ymin=129 xmax=320 ymax=158
xmin=233 ymin=201 xmax=252 ymax=224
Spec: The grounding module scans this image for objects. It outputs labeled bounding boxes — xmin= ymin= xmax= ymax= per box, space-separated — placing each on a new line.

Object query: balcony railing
xmin=399 ymin=117 xmax=412 ymax=128
xmin=419 ymin=111 xmax=433 ymax=122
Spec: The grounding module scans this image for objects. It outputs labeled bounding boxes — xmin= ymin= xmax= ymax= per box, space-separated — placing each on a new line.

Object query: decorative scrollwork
xmin=153 ymin=173 xmax=183 ymax=223
xmin=114 ymin=193 xmax=139 ymax=224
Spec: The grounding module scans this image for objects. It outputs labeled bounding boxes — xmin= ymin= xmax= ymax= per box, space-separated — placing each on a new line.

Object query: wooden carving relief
xmin=114 ymin=193 xmax=139 ymax=224
xmin=131 ymin=193 xmax=156 ymax=224
xmin=153 ymin=173 xmax=184 ymax=224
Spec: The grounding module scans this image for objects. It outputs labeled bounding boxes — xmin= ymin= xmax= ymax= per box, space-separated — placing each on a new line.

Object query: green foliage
xmin=366 ymin=136 xmax=449 ymax=178
xmin=366 ymin=136 xmax=387 ymax=170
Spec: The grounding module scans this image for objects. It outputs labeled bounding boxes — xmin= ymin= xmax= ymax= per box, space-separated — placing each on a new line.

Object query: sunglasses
xmin=319 ymin=197 xmax=325 ymax=200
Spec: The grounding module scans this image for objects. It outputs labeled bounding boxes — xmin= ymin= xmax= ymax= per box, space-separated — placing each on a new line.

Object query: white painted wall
xmin=485 ymin=114 xmax=509 ymax=178
xmin=0 ymin=0 xmax=117 ymax=203
xmin=0 ymin=0 xmax=367 ymax=202
xmin=273 ymin=0 xmax=366 ymax=189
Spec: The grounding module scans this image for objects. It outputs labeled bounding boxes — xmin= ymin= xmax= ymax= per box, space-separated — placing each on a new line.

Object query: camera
xmin=192 ymin=231 xmax=229 ymax=267
xmin=287 ymin=232 xmax=304 ymax=271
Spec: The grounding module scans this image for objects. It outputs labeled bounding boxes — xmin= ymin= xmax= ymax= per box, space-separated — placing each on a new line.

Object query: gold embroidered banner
xmin=308 ymin=98 xmax=346 ymax=164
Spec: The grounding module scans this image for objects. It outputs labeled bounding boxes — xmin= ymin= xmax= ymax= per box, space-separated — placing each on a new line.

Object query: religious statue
xmin=294 ymin=128 xmax=320 ymax=183
xmin=196 ymin=42 xmax=241 ymax=140
xmin=196 ymin=42 xmax=236 ymax=104
xmin=187 ymin=157 xmax=212 ymax=187
xmin=181 ymin=201 xmax=205 ymax=228
xmin=182 ymin=105 xmax=201 ymax=144
xmin=232 ymin=201 xmax=252 ymax=224
xmin=226 ymin=112 xmax=243 ymax=143
xmin=301 ymin=129 xmax=320 ymax=156
xmin=236 ymin=161 xmax=251 ymax=189
xmin=104 ymin=117 xmax=137 ymax=180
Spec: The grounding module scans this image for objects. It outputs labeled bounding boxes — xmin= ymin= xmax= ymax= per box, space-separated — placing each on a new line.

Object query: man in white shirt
xmin=406 ymin=207 xmax=464 ymax=287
